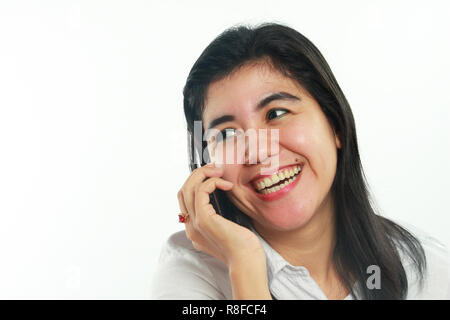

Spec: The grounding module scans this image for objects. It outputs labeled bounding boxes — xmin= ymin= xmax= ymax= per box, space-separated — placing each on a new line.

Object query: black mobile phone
xmin=209 ymin=190 xmax=223 ymax=217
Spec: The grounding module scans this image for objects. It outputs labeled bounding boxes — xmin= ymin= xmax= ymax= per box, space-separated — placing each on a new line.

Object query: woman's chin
xmin=258 ymin=209 xmax=313 ymax=231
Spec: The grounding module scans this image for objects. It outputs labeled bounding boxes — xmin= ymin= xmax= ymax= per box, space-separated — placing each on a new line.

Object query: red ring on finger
xmin=178 ymin=212 xmax=189 ymax=223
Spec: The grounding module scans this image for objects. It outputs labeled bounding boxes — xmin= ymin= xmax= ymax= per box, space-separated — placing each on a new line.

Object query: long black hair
xmin=182 ymin=22 xmax=426 ymax=299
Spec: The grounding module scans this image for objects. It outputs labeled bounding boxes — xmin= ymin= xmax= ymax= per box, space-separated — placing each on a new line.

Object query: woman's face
xmin=202 ymin=62 xmax=341 ymax=232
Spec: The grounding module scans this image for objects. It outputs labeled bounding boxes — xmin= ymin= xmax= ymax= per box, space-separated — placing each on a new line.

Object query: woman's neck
xmin=253 ymin=193 xmax=337 ymax=285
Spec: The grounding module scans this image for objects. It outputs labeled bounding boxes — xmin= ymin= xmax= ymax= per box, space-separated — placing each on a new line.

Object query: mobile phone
xmin=209 ymin=190 xmax=223 ymax=217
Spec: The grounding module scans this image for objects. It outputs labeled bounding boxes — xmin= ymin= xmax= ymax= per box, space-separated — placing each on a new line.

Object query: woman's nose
xmin=243 ymin=128 xmax=280 ymax=167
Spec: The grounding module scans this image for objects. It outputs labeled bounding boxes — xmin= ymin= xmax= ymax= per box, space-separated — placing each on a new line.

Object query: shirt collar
xmin=248 ymin=223 xmax=360 ymax=300
xmin=249 ymin=224 xmax=310 ymax=284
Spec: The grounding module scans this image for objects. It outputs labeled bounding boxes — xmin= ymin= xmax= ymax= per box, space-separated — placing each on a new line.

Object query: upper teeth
xmin=254 ymin=165 xmax=302 ymax=190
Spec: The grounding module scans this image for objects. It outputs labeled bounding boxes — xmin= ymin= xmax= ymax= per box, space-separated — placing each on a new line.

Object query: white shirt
xmin=150 ymin=221 xmax=450 ymax=299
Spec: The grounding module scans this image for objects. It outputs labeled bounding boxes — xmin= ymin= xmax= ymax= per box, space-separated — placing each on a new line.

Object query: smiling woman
xmin=151 ymin=23 xmax=450 ymax=300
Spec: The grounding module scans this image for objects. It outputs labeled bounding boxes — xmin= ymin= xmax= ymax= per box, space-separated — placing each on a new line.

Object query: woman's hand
xmin=177 ymin=163 xmax=271 ymax=299
xmin=177 ymin=163 xmax=265 ymax=269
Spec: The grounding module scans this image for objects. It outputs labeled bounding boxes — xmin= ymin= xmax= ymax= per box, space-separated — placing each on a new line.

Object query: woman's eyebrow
xmin=206 ymin=91 xmax=300 ymax=130
xmin=256 ymin=91 xmax=301 ymax=110
xmin=207 ymin=115 xmax=235 ymax=130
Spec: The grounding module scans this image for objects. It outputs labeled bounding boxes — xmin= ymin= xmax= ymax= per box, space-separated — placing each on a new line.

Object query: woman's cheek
xmin=279 ymin=119 xmax=310 ymax=156
xmin=221 ymin=164 xmax=240 ymax=183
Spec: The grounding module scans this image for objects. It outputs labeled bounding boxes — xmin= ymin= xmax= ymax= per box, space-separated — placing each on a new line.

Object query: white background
xmin=0 ymin=0 xmax=449 ymax=299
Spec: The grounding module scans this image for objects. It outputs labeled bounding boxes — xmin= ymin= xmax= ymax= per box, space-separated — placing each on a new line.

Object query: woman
xmin=151 ymin=23 xmax=450 ymax=299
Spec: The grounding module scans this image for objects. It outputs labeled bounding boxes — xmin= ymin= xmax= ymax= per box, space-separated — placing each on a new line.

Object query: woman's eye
xmin=266 ymin=108 xmax=289 ymax=121
xmin=216 ymin=128 xmax=236 ymax=141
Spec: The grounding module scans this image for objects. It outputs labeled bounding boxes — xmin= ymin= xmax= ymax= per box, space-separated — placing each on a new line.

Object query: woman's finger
xmin=195 ymin=177 xmax=233 ymax=209
xmin=194 ymin=177 xmax=233 ymax=234
xmin=177 ymin=189 xmax=188 ymax=213
xmin=178 ymin=188 xmax=202 ymax=246
xmin=179 ymin=188 xmax=225 ymax=263
xmin=181 ymin=165 xmax=224 ymax=219
xmin=177 ymin=189 xmax=190 ymax=221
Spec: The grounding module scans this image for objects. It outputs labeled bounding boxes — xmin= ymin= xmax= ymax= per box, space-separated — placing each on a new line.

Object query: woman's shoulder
xmin=393 ymin=220 xmax=450 ymax=299
xmin=158 ymin=229 xmax=207 ymax=262
xmin=150 ymin=230 xmax=231 ymax=300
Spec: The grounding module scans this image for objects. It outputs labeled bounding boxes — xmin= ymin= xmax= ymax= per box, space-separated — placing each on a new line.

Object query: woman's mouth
xmin=250 ymin=164 xmax=302 ymax=201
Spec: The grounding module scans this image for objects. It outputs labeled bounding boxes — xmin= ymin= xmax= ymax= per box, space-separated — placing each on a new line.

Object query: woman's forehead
xmin=203 ymin=64 xmax=302 ymax=124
